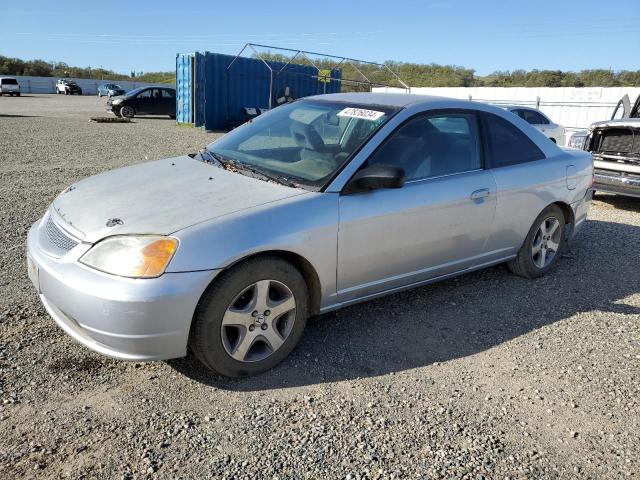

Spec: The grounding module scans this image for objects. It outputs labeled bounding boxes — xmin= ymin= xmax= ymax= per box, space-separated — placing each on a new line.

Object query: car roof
xmin=502 ymin=105 xmax=540 ymax=112
xmin=308 ymin=92 xmax=473 ymax=108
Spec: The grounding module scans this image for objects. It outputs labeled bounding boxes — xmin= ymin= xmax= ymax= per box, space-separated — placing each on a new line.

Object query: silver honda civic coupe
xmin=26 ymin=93 xmax=593 ymax=377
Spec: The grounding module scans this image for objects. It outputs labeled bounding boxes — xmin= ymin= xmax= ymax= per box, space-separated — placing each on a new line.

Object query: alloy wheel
xmin=220 ymin=280 xmax=296 ymax=362
xmin=120 ymin=106 xmax=134 ymax=118
xmin=531 ymin=216 xmax=562 ymax=268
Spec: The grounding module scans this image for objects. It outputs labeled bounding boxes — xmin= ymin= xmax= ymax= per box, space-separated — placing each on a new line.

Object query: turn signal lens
xmin=80 ymin=236 xmax=178 ymax=278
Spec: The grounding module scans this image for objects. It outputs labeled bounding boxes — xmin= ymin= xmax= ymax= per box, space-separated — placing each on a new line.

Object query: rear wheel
xmin=508 ymin=204 xmax=565 ymax=279
xmin=189 ymin=256 xmax=308 ymax=377
xmin=120 ymin=105 xmax=135 ymax=118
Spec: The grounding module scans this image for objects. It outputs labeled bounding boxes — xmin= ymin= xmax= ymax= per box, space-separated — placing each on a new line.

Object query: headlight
xmin=80 ymin=236 xmax=178 ymax=278
xmin=568 ymin=134 xmax=587 ymax=150
xmin=111 ymin=98 xmax=123 ymax=105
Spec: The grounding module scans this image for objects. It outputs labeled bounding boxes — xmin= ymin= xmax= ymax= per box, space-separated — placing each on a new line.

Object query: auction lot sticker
xmin=337 ymin=107 xmax=385 ymax=121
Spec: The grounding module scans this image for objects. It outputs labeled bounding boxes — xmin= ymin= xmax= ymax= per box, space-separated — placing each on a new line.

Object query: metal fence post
xmin=536 ymin=96 xmax=540 ymax=109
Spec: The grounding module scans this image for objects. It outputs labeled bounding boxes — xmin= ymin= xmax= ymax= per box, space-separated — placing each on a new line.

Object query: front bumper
xmin=106 ymin=102 xmax=120 ymax=113
xmin=594 ymin=169 xmax=640 ymax=198
xmin=26 ymin=214 xmax=218 ymax=361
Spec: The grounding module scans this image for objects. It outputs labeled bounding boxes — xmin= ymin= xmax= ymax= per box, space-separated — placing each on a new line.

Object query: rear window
xmin=1 ymin=78 xmax=18 ymax=85
xmin=483 ymin=113 xmax=545 ymax=168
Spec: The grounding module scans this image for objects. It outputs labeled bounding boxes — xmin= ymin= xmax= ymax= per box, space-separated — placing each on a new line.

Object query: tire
xmin=189 ymin=256 xmax=309 ymax=377
xmin=169 ymin=114 xmax=176 ymax=119
xmin=508 ymin=204 xmax=565 ymax=279
xmin=16 ymin=93 xmax=20 ymax=97
xmin=119 ymin=105 xmax=135 ymax=118
xmin=65 ymin=90 xmax=69 ymax=95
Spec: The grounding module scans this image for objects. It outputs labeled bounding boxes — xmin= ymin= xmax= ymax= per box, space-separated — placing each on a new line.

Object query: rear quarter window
xmin=482 ymin=112 xmax=545 ymax=168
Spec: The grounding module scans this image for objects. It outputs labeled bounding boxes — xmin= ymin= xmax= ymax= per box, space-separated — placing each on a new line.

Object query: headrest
xmin=291 ymin=121 xmax=326 ymax=151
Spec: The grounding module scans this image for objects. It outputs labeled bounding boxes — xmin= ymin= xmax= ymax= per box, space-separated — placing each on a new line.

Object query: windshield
xmin=125 ymin=87 xmax=146 ymax=97
xmin=206 ymin=100 xmax=396 ymax=189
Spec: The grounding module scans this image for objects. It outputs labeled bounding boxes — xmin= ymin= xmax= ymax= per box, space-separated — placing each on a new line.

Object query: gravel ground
xmin=1 ymin=94 xmax=639 ymax=479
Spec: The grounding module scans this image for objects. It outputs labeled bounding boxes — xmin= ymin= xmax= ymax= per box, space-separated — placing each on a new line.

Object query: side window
xmin=533 ymin=111 xmax=550 ymax=124
xmin=137 ymin=89 xmax=152 ymax=99
xmin=512 ymin=109 xmax=527 ymax=120
xmin=161 ymin=89 xmax=175 ymax=99
xmin=483 ymin=113 xmax=545 ymax=168
xmin=368 ymin=112 xmax=481 ymax=181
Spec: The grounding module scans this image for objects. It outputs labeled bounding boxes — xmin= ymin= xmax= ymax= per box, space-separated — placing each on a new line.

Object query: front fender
xmin=166 ymin=192 xmax=340 ymax=307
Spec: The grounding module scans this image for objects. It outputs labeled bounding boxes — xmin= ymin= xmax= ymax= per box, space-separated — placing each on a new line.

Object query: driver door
xmin=337 ymin=111 xmax=497 ymax=303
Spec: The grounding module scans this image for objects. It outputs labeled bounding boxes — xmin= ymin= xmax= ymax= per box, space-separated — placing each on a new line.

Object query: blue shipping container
xmin=175 ymin=53 xmax=193 ymax=124
xmin=176 ymin=52 xmax=341 ymax=131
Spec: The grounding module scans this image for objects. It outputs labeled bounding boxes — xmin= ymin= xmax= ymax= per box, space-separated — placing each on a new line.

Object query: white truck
xmin=0 ymin=77 xmax=21 ymax=96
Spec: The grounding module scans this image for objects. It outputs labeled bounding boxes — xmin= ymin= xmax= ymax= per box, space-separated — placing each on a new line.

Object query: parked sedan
xmin=98 ymin=83 xmax=126 ymax=97
xmin=26 ymin=93 xmax=592 ymax=377
xmin=504 ymin=106 xmax=566 ymax=145
xmin=56 ymin=79 xmax=82 ymax=95
xmin=107 ymin=86 xmax=176 ymax=118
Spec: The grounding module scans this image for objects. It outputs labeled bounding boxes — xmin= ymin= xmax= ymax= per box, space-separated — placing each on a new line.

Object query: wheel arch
xmin=552 ymin=200 xmax=575 ymax=240
xmin=204 ymin=249 xmax=322 ymax=317
xmin=552 ymin=200 xmax=574 ymax=226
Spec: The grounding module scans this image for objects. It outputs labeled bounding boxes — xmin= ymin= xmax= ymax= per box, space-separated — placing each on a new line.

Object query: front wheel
xmin=119 ymin=105 xmax=135 ymax=118
xmin=508 ymin=204 xmax=565 ymax=279
xmin=189 ymin=256 xmax=308 ymax=377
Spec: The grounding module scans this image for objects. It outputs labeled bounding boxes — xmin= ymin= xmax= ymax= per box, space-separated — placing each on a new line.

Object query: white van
xmin=0 ymin=77 xmax=21 ymax=96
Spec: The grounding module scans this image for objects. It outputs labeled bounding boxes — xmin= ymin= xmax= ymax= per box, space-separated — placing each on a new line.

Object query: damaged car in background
xmin=572 ymin=94 xmax=640 ymax=198
xmin=26 ymin=93 xmax=593 ymax=377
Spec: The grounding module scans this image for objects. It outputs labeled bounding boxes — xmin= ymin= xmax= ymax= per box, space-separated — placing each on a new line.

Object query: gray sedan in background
xmin=26 ymin=93 xmax=593 ymax=377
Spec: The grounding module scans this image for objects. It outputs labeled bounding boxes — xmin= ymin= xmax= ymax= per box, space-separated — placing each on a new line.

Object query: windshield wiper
xmin=206 ymin=150 xmax=299 ymax=188
xmin=196 ymin=148 xmax=224 ymax=167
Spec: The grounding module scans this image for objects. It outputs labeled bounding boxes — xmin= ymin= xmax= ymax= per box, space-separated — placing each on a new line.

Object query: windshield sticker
xmin=337 ymin=107 xmax=385 ymax=121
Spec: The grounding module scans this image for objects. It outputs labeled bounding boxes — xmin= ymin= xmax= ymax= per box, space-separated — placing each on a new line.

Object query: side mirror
xmin=343 ymin=164 xmax=405 ymax=194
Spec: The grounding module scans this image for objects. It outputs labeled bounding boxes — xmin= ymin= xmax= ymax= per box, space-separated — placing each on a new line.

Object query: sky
xmin=1 ymin=0 xmax=639 ymax=76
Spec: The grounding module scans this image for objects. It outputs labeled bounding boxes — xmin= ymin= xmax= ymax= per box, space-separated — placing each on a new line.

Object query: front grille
xmin=44 ymin=215 xmax=79 ymax=254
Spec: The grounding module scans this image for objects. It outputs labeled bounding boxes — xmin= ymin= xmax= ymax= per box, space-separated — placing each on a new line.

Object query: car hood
xmin=590 ymin=118 xmax=640 ymax=130
xmin=52 ymin=156 xmax=308 ymax=243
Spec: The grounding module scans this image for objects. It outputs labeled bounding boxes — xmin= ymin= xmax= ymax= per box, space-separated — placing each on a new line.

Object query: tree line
xmin=2 ymin=53 xmax=639 ymax=88
xmin=0 ymin=55 xmax=174 ymax=84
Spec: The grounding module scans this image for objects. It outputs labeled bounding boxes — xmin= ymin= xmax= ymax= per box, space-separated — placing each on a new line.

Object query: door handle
xmin=470 ymin=188 xmax=491 ymax=201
